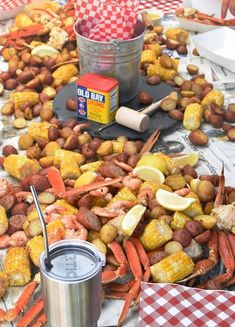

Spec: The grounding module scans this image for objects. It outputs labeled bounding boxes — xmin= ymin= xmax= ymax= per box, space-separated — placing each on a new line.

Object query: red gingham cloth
xmin=139 ymin=0 xmax=182 ymax=13
xmin=0 ymin=0 xmax=28 ymax=11
xmin=75 ymin=0 xmax=139 ymax=41
xmin=140 ymin=283 xmax=235 ymax=327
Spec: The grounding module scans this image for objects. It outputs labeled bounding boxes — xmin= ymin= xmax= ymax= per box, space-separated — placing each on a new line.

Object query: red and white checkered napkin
xmin=0 ymin=0 xmax=28 ymax=11
xmin=140 ymin=282 xmax=235 ymax=327
xmin=75 ymin=0 xmax=139 ymax=41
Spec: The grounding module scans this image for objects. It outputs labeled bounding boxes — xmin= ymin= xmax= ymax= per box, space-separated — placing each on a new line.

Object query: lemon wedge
xmin=156 ymin=189 xmax=196 ymax=211
xmin=121 ymin=205 xmax=146 ymax=236
xmin=137 ymin=153 xmax=168 ymax=175
xmin=31 ymin=45 xmax=59 ymax=58
xmin=133 ymin=165 xmax=165 ymax=183
xmin=171 ymin=152 xmax=199 ymax=168
xmin=74 ymin=171 xmax=97 ymax=188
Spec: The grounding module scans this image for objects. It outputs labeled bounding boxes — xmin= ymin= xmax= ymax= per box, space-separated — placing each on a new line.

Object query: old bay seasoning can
xmin=77 ymin=73 xmax=119 ymax=124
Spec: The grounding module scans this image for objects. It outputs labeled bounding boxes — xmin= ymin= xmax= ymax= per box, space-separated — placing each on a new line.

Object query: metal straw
xmin=30 ymin=185 xmax=52 ymax=270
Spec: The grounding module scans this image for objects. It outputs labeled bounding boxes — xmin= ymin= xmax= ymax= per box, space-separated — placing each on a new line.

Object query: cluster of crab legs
xmin=176 ymin=7 xmax=235 ymax=25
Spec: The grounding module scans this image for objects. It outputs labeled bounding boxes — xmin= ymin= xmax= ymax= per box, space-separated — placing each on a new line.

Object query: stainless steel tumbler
xmin=40 ymin=239 xmax=103 ymax=327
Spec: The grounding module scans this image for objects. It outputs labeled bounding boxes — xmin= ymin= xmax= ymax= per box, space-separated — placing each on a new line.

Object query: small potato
xmin=100 ymin=224 xmax=118 ymax=244
xmin=168 ymin=110 xmax=183 ymax=121
xmin=123 ymin=141 xmax=137 ymax=156
xmin=228 ymin=103 xmax=235 ymax=113
xmin=227 ymin=127 xmax=235 ymax=142
xmin=203 ymin=202 xmax=214 ymax=215
xmin=159 ymin=54 xmax=172 ymax=69
xmin=185 ymin=220 xmax=204 ymax=237
xmin=92 ymin=238 xmax=107 ymax=254
xmin=174 ymin=75 xmax=185 ymax=87
xmin=176 ymin=45 xmax=188 ymax=55
xmin=138 ymin=91 xmax=153 ymax=105
xmin=97 ymin=141 xmax=113 ymax=157
xmin=60 ymin=127 xmax=72 ymax=140
xmin=165 ymin=174 xmax=186 ymax=191
xmin=42 ymin=86 xmax=56 ymax=99
xmin=38 ymin=192 xmax=56 ymax=205
xmin=48 ymin=125 xmax=59 ymax=141
xmin=210 ymin=114 xmax=223 ymax=128
xmin=151 ymin=206 xmax=167 ymax=219
xmin=166 ymin=38 xmax=180 ymax=50
xmin=81 ymin=144 xmax=96 ymax=159
xmin=64 ymin=133 xmax=79 ymax=150
xmin=182 ymin=164 xmax=197 ymax=178
xmin=164 ymin=241 xmax=183 ymax=254
xmin=39 ymin=156 xmax=55 ymax=168
xmin=18 ymin=133 xmax=34 ymax=150
xmin=2 ymin=145 xmax=18 ymax=157
xmin=146 ymin=75 xmax=161 ymax=85
xmin=32 ymin=103 xmax=42 ymax=117
xmin=66 ymin=98 xmax=77 ymax=111
xmin=40 ymin=102 xmax=53 ymax=121
xmin=194 ymin=214 xmax=217 ymax=229
xmin=4 ymin=79 xmax=18 ymax=90
xmin=160 ymin=98 xmax=177 ymax=112
xmin=224 ymin=111 xmax=235 ymax=123
xmin=13 ymin=118 xmax=27 ymax=129
xmin=127 ymin=154 xmax=140 ymax=168
xmin=78 ymin=132 xmax=93 ymax=146
xmin=147 ymin=250 xmax=169 ymax=265
xmin=158 ymin=215 xmax=172 ymax=225
xmin=189 ymin=130 xmax=209 ymax=146
xmin=187 ymin=64 xmax=199 ymax=75
xmin=196 ymin=180 xmax=215 ymax=202
xmin=173 ymin=228 xmax=192 ymax=247
xmin=1 ymin=102 xmax=15 ymax=115
xmin=28 ymin=219 xmax=42 ymax=237
xmin=43 ymin=141 xmax=60 ymax=157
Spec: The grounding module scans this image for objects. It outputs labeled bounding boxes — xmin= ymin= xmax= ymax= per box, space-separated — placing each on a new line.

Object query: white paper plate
xmin=192 ymin=27 xmax=235 ymax=73
xmin=176 ymin=0 xmax=235 ymax=33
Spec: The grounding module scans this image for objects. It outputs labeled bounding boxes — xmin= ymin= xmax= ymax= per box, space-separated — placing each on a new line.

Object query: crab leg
xmin=31 ymin=312 xmax=47 ymax=327
xmin=47 ymin=167 xmax=66 ymax=197
xmin=214 ymin=164 xmax=225 ymax=208
xmin=140 ymin=127 xmax=161 ymax=154
xmin=131 ymin=238 xmax=151 ymax=282
xmin=197 ymin=12 xmax=226 ymax=25
xmin=3 ymin=277 xmax=39 ymax=322
xmin=222 ymin=232 xmax=235 ymax=287
xmin=16 ymin=297 xmax=44 ymax=327
xmin=118 ymin=240 xmax=143 ymax=327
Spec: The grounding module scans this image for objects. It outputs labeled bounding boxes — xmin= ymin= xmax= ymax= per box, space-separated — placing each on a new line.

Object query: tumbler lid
xmin=40 ymin=240 xmax=102 ymax=282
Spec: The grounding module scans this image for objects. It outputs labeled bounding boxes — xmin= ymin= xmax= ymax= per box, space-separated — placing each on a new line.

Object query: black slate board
xmin=53 ymin=76 xmax=178 ymax=141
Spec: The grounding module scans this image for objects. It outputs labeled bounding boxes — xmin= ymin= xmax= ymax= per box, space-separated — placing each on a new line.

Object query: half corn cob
xmin=52 ymin=64 xmax=78 ymax=84
xmin=0 ymin=205 xmax=9 ymax=236
xmin=150 ymin=251 xmax=194 ymax=283
xmin=54 ymin=149 xmax=85 ymax=168
xmin=4 ymin=247 xmax=31 ymax=286
xmin=0 ymin=272 xmax=9 ymax=297
xmin=165 ymin=27 xmax=189 ymax=43
xmin=28 ymin=122 xmax=51 ymax=141
xmin=146 ymin=43 xmax=162 ymax=57
xmin=141 ymin=50 xmax=156 ymax=64
xmin=201 ymin=90 xmax=224 ymax=109
xmin=10 ymin=92 xmax=39 ymax=110
xmin=3 ymin=154 xmax=40 ymax=180
xmin=140 ymin=219 xmax=173 ymax=251
xmin=60 ymin=157 xmax=81 ymax=180
xmin=80 ymin=161 xmax=103 ymax=173
xmin=53 ymin=200 xmax=79 ymax=215
xmin=108 ymin=187 xmax=137 ymax=206
xmin=147 ymin=60 xmax=177 ymax=81
xmin=46 ymin=218 xmax=66 ymax=244
xmin=171 ymin=212 xmax=191 ymax=230
xmin=26 ymin=235 xmax=44 ymax=267
xmin=183 ymin=103 xmax=203 ymax=131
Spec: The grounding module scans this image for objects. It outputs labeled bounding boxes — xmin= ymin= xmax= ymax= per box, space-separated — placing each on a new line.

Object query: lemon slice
xmin=137 ymin=154 xmax=168 ymax=175
xmin=190 ymin=178 xmax=200 ymax=193
xmin=31 ymin=45 xmax=59 ymax=58
xmin=74 ymin=171 xmax=97 ymax=188
xmin=121 ymin=204 xmax=146 ymax=236
xmin=171 ymin=152 xmax=199 ymax=168
xmin=133 ymin=165 xmax=165 ymax=183
xmin=156 ymin=189 xmax=196 ymax=211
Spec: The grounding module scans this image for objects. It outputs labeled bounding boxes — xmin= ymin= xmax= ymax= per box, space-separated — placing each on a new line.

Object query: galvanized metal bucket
xmin=74 ymin=20 xmax=145 ymax=104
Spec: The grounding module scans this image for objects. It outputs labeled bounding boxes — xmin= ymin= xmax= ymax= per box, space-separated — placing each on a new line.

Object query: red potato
xmin=194 ymin=229 xmax=211 ymax=244
xmin=0 ymin=194 xmax=16 ymax=211
xmin=185 ymin=220 xmax=204 ymax=237
xmin=147 ymin=250 xmax=169 ymax=265
xmin=7 ymin=215 xmax=26 ymax=235
xmin=21 ymin=174 xmax=50 ymax=192
xmin=77 ymin=207 xmax=101 ymax=231
xmin=99 ymin=161 xmax=125 ymax=178
xmin=173 ymin=228 xmax=192 ymax=247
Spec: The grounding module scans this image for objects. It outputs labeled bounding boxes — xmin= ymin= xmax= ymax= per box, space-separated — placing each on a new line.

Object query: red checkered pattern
xmin=75 ymin=0 xmax=101 ymax=37
xmin=140 ymin=283 xmax=235 ymax=327
xmin=139 ymin=0 xmax=182 ymax=13
xmin=0 ymin=0 xmax=28 ymax=11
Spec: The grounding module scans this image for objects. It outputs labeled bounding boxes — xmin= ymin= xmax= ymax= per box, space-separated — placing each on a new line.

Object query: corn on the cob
xmin=165 ymin=28 xmax=189 ymax=43
xmin=183 ymin=103 xmax=203 ymax=131
xmin=201 ymin=90 xmax=224 ymax=109
xmin=26 ymin=235 xmax=44 ymax=267
xmin=54 ymin=149 xmax=85 ymax=168
xmin=15 ymin=13 xmax=35 ymax=27
xmin=80 ymin=161 xmax=103 ymax=173
xmin=171 ymin=212 xmax=191 ymax=230
xmin=60 ymin=157 xmax=81 ymax=180
xmin=0 ymin=272 xmax=9 ymax=297
xmin=108 ymin=187 xmax=137 ymax=206
xmin=141 ymin=50 xmax=156 ymax=64
xmin=183 ymin=192 xmax=203 ymax=218
xmin=46 ymin=218 xmax=66 ymax=244
xmin=4 ymin=247 xmax=31 ymax=286
xmin=28 ymin=122 xmax=51 ymax=141
xmin=147 ymin=60 xmax=177 ymax=81
xmin=3 ymin=154 xmax=40 ymax=180
xmin=140 ymin=219 xmax=173 ymax=251
xmin=147 ymin=44 xmax=162 ymax=57
xmin=53 ymin=200 xmax=79 ymax=215
xmin=0 ymin=205 xmax=9 ymax=236
xmin=10 ymin=92 xmax=39 ymax=110
xmin=150 ymin=251 xmax=194 ymax=283
xmin=52 ymin=64 xmax=78 ymax=84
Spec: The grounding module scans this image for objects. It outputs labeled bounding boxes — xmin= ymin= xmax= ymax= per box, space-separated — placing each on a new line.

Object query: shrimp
xmin=174 ymin=188 xmax=191 ymax=197
xmin=15 ymin=192 xmax=33 ymax=204
xmin=108 ymin=200 xmax=136 ymax=210
xmin=137 ymin=189 xmax=155 ymax=206
xmin=64 ymin=223 xmax=88 ymax=240
xmin=9 ymin=231 xmax=28 ymax=247
xmin=122 ymin=175 xmax=141 ymax=191
xmin=44 ymin=204 xmax=66 ymax=223
xmin=60 ymin=215 xmax=78 ymax=230
xmin=91 ymin=206 xmax=125 ymax=218
xmin=73 ymin=123 xmax=90 ymax=134
xmin=90 ymin=187 xmax=109 ymax=197
xmin=0 ymin=179 xmax=13 ymax=198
